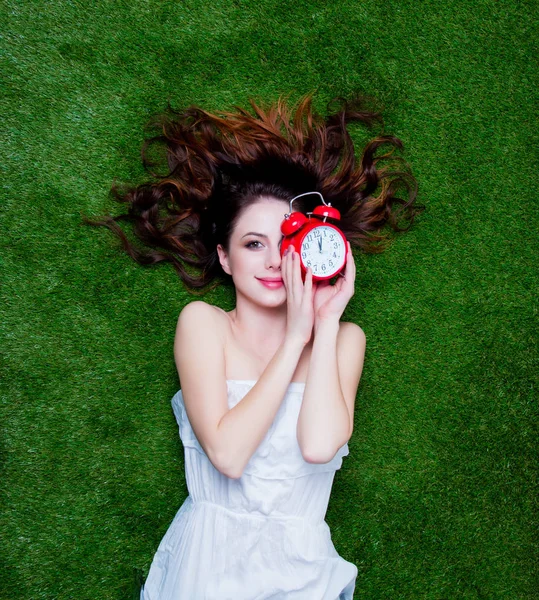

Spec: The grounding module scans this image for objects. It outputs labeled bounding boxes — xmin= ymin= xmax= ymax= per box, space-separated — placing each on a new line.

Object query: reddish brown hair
xmin=83 ymin=95 xmax=424 ymax=290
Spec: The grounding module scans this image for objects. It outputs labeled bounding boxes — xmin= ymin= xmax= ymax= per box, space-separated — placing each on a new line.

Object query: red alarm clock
xmin=280 ymin=192 xmax=348 ymax=282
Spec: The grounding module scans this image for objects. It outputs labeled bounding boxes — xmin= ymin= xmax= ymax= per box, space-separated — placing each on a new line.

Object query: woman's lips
xmin=257 ymin=278 xmax=284 ymax=289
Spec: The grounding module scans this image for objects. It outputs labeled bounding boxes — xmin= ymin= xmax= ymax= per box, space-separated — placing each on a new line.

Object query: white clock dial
xmin=300 ymin=225 xmax=346 ymax=277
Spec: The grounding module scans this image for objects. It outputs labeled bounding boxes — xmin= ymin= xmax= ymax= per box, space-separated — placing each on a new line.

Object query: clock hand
xmin=318 ymin=237 xmax=322 ymax=253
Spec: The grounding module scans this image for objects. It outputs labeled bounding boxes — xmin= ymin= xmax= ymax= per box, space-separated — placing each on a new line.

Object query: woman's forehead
xmin=234 ymin=198 xmax=288 ymax=232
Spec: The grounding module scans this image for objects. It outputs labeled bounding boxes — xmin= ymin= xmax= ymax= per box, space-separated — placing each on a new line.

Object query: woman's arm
xmin=296 ymin=241 xmax=366 ymax=462
xmin=297 ymin=319 xmax=366 ymax=463
xmin=212 ymin=335 xmax=307 ymax=479
xmin=175 ymin=301 xmax=308 ymax=480
xmin=176 ymin=248 xmax=314 ymax=479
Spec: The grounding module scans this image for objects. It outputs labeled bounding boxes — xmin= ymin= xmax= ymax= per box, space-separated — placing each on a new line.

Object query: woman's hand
xmin=312 ymin=241 xmax=356 ymax=326
xmin=282 ymin=245 xmax=314 ymax=346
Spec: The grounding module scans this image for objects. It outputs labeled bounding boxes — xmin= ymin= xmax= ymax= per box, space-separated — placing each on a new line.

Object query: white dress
xmin=140 ymin=380 xmax=357 ymax=600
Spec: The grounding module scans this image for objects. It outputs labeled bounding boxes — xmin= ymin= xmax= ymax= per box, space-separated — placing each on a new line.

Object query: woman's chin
xmin=258 ymin=291 xmax=287 ymax=308
xmin=236 ymin=287 xmax=287 ymax=309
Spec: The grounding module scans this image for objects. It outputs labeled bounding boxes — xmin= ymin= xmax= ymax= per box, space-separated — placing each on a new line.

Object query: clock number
xmin=306 ymin=260 xmax=311 ymax=267
xmin=314 ymin=229 xmax=321 ymax=238
xmin=329 ymin=260 xmax=334 ymax=267
xmin=330 ymin=234 xmax=334 ymax=241
xmin=333 ymin=242 xmax=338 ymax=249
xmin=306 ymin=234 xmax=313 ymax=243
xmin=304 ymin=242 xmax=310 ymax=250
xmin=302 ymin=251 xmax=307 ymax=259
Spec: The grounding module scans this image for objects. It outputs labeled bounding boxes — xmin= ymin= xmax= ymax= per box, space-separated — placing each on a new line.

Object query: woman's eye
xmin=246 ymin=241 xmax=263 ymax=249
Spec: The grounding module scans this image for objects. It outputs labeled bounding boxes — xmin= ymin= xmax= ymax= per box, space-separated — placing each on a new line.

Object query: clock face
xmin=300 ymin=225 xmax=346 ymax=278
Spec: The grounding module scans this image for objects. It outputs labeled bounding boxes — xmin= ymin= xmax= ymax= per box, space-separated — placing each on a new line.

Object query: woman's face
xmin=217 ymin=197 xmax=289 ymax=308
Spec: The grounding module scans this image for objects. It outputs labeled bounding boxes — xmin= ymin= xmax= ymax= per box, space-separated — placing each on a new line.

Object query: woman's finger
xmin=332 ymin=275 xmax=344 ymax=293
xmin=285 ymin=246 xmax=295 ymax=302
xmin=303 ymin=266 xmax=313 ymax=304
xmin=280 ymin=249 xmax=287 ymax=285
xmin=346 ymin=243 xmax=356 ymax=291
xmin=339 ymin=243 xmax=355 ymax=289
xmin=348 ymin=242 xmax=356 ymax=276
xmin=291 ymin=248 xmax=303 ymax=299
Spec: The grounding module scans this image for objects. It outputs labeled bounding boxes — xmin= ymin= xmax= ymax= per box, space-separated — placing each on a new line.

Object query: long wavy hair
xmin=83 ymin=95 xmax=424 ymax=291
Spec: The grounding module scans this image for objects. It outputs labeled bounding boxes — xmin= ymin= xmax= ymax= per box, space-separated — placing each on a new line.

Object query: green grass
xmin=2 ymin=0 xmax=537 ymax=598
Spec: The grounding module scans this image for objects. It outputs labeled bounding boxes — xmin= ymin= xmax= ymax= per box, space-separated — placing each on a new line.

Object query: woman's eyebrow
xmin=241 ymin=232 xmax=268 ymax=239
xmin=240 ymin=232 xmax=285 ymax=242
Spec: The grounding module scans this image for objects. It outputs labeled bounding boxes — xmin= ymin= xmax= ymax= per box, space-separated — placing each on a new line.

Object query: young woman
xmin=85 ymin=96 xmax=423 ymax=599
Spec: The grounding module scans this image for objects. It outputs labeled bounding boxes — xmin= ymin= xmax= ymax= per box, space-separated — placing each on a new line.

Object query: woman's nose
xmin=266 ymin=246 xmax=282 ymax=270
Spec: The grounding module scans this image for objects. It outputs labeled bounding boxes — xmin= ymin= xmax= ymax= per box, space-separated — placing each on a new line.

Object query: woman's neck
xmin=229 ymin=296 xmax=287 ymax=347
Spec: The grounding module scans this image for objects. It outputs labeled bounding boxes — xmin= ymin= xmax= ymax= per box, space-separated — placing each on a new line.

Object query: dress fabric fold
xmin=140 ymin=380 xmax=357 ymax=600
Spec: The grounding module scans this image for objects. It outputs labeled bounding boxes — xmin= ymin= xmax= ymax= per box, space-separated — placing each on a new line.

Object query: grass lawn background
xmin=2 ymin=1 xmax=537 ymax=598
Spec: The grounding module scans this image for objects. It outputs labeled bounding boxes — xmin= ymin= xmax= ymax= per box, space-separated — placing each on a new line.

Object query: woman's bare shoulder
xmin=338 ymin=320 xmax=366 ymax=344
xmin=178 ymin=300 xmax=226 ymax=318
xmin=174 ymin=301 xmax=228 ymax=384
xmin=176 ymin=300 xmax=229 ymax=338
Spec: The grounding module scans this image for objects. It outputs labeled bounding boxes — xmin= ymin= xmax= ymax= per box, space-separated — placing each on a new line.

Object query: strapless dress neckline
xmin=226 ymin=379 xmax=306 ymax=392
